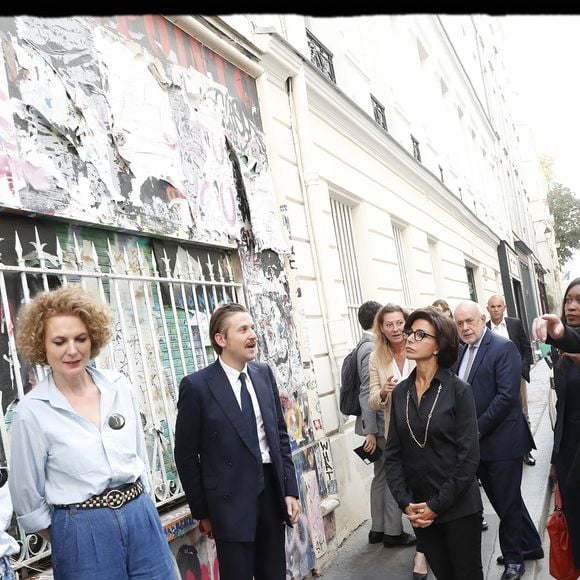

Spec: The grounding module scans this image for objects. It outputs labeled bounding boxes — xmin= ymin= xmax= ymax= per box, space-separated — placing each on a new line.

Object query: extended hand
xmin=532 ymin=314 xmax=565 ymax=342
xmin=286 ymin=496 xmax=301 ymax=524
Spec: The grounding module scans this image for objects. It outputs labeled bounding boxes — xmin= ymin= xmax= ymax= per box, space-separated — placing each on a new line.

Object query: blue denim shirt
xmin=9 ymin=367 xmax=150 ymax=533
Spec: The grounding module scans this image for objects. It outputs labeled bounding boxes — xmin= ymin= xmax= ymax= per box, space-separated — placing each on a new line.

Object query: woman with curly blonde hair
xmin=368 ymin=304 xmax=428 ymax=579
xmin=9 ymin=284 xmax=175 ymax=580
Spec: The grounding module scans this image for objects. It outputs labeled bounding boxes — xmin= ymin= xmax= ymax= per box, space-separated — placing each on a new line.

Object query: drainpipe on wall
xmin=285 ymin=67 xmax=349 ymax=429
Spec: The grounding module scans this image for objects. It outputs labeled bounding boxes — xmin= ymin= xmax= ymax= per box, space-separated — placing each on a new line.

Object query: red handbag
xmin=547 ymin=483 xmax=580 ymax=580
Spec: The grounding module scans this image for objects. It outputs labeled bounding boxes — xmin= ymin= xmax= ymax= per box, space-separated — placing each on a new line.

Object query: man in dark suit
xmin=486 ymin=295 xmax=535 ymax=465
xmin=454 ymin=301 xmax=543 ymax=580
xmin=174 ymin=303 xmax=300 ymax=580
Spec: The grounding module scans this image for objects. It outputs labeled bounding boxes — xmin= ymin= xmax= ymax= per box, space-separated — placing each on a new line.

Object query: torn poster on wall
xmin=0 ymin=15 xmax=288 ymax=253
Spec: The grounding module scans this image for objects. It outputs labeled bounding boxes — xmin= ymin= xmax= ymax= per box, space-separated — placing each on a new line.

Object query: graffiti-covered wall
xmin=0 ymin=15 xmax=338 ymax=579
xmin=0 ymin=15 xmax=284 ymax=252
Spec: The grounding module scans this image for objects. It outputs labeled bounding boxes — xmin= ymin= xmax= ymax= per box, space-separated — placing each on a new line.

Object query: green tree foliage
xmin=547 ymin=182 xmax=580 ymax=265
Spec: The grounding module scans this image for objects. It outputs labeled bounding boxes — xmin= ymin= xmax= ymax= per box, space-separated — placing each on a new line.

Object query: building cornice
xmin=257 ymin=31 xmax=500 ymax=250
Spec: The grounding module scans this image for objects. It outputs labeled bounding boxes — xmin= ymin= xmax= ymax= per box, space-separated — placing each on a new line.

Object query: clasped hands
xmin=404 ymin=502 xmax=437 ymax=528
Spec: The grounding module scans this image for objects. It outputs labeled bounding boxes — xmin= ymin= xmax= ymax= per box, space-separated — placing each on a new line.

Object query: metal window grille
xmin=465 ymin=264 xmax=478 ymax=302
xmin=392 ymin=224 xmax=412 ymax=306
xmin=306 ymin=30 xmax=336 ymax=84
xmin=371 ymin=95 xmax=388 ymax=131
xmin=330 ymin=199 xmax=363 ymax=344
xmin=411 ymin=135 xmax=422 ymax=162
xmin=0 ymin=224 xmax=242 ymax=573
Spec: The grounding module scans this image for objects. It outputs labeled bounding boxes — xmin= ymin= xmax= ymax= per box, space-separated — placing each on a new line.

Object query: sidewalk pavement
xmin=319 ymin=359 xmax=555 ymax=580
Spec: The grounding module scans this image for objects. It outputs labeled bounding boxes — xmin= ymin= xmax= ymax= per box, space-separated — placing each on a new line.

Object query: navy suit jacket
xmin=455 ymin=329 xmax=534 ymax=461
xmin=174 ymin=360 xmax=299 ymax=542
xmin=486 ymin=317 xmax=533 ymax=382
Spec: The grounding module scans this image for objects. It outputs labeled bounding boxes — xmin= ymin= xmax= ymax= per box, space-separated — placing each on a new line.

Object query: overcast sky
xmin=500 ymin=15 xmax=580 ymax=193
xmin=499 ymin=15 xmax=580 ymax=280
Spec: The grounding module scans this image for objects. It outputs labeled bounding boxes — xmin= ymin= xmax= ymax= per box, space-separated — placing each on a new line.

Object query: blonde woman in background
xmin=368 ymin=304 xmax=428 ymax=579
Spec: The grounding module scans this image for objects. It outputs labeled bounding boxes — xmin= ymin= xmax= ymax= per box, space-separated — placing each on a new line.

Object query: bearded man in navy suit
xmin=174 ymin=303 xmax=300 ymax=580
xmin=454 ymin=301 xmax=542 ymax=580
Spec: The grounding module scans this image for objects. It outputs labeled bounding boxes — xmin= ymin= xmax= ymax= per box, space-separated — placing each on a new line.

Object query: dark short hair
xmin=358 ymin=301 xmax=382 ymax=330
xmin=209 ymin=303 xmax=249 ymax=355
xmin=562 ymin=277 xmax=580 ymax=322
xmin=404 ymin=307 xmax=459 ymax=368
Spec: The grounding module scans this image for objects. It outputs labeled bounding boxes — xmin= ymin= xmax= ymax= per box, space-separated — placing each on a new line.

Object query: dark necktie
xmin=239 ymin=372 xmax=264 ymax=493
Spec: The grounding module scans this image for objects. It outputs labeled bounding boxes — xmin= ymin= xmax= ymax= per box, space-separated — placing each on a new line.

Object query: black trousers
xmin=478 ymin=457 xmax=542 ymax=564
xmin=215 ymin=464 xmax=286 ymax=580
xmin=416 ymin=512 xmax=483 ymax=580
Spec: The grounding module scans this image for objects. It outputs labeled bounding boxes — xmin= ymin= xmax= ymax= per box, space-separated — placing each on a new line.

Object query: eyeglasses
xmin=403 ymin=328 xmax=437 ymax=342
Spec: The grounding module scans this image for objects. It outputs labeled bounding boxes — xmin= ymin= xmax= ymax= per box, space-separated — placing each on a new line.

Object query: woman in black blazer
xmin=385 ymin=308 xmax=483 ymax=580
xmin=551 ymin=277 xmax=580 ymax=567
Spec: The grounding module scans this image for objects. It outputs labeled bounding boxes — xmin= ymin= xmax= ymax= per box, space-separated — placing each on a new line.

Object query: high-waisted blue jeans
xmin=51 ymin=491 xmax=176 ymax=579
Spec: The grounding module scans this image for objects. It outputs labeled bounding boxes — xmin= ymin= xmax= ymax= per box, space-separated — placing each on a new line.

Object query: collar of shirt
xmin=392 ymin=357 xmax=410 ymax=382
xmin=491 ymin=318 xmax=510 ymax=338
xmin=218 ymin=357 xmax=248 ymax=386
xmin=29 ymin=367 xmax=122 ymax=420
xmin=405 ymin=366 xmax=450 ymax=405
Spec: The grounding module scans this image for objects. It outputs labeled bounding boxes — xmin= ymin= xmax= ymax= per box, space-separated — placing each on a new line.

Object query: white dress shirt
xmin=391 ymin=358 xmax=410 ymax=383
xmin=219 ymin=358 xmax=272 ymax=463
xmin=458 ymin=328 xmax=487 ymax=379
xmin=490 ymin=318 xmax=510 ymax=339
xmin=9 ymin=367 xmax=149 ymax=533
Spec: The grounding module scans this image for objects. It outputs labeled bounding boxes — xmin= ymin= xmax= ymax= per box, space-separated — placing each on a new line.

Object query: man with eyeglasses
xmin=453 ymin=301 xmax=543 ymax=580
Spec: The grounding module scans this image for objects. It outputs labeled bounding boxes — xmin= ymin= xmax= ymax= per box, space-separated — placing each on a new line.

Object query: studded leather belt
xmin=54 ymin=480 xmax=144 ymax=510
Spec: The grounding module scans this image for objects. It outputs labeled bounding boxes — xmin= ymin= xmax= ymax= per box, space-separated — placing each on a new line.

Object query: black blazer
xmin=549 ymin=326 xmax=580 ymax=353
xmin=174 ymin=360 xmax=299 ymax=542
xmin=551 ymin=345 xmax=580 ymax=486
xmin=551 ymin=347 xmax=573 ymax=458
xmin=385 ymin=367 xmax=482 ymax=523
xmin=486 ymin=317 xmax=533 ymax=382
xmin=455 ymin=330 xmax=534 ymax=461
